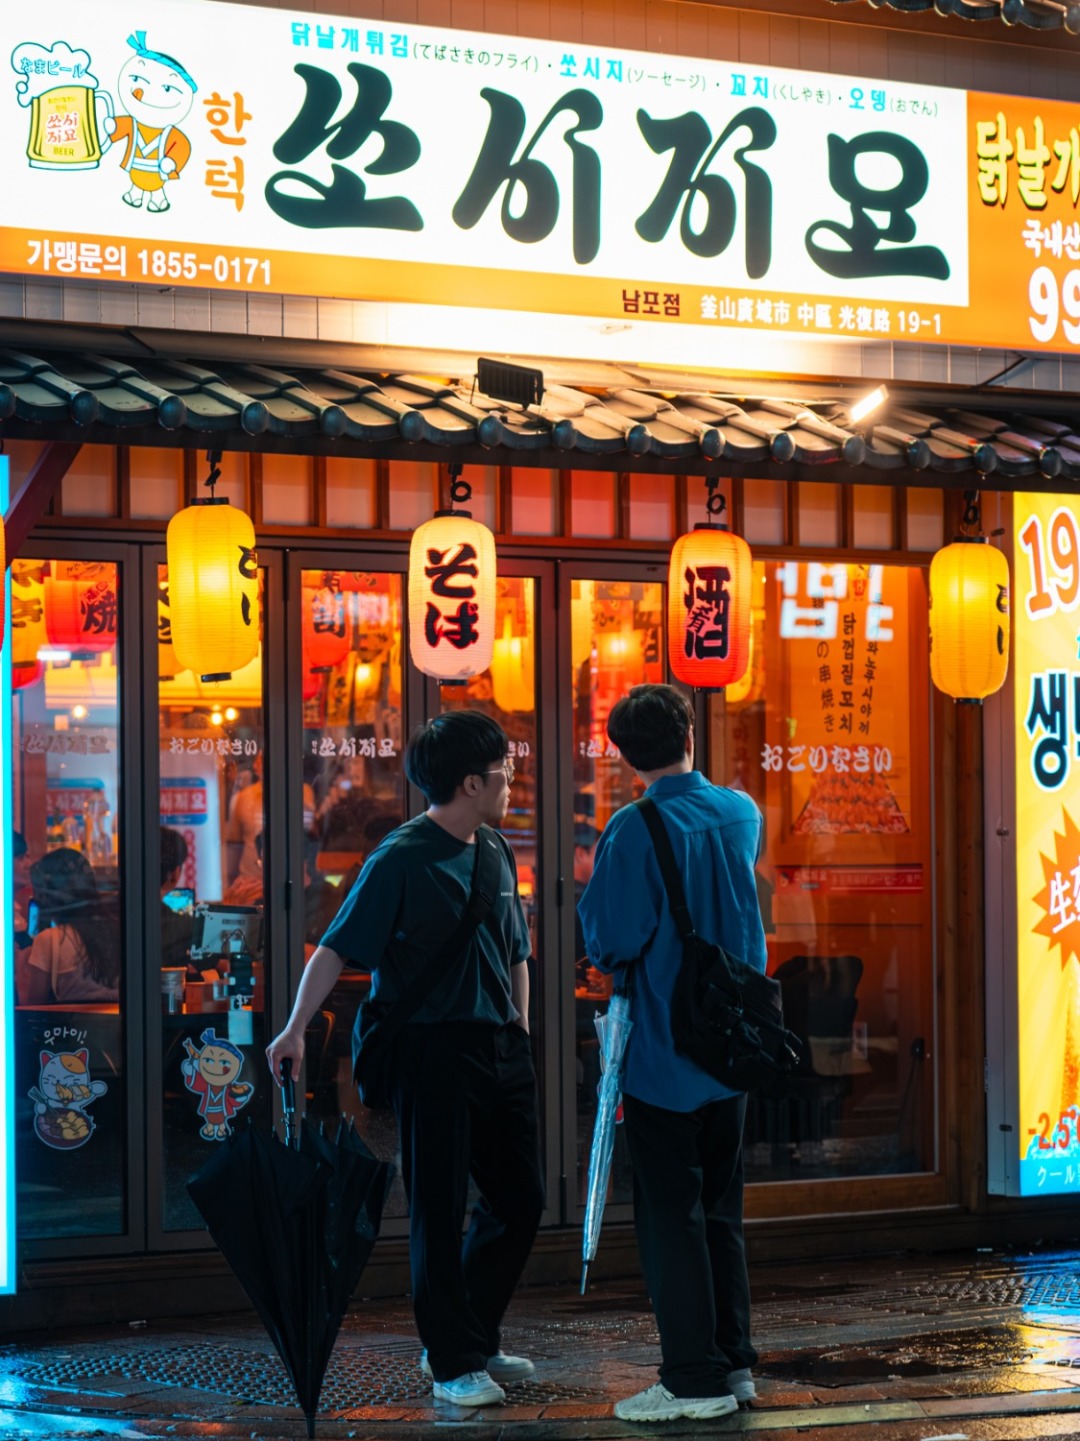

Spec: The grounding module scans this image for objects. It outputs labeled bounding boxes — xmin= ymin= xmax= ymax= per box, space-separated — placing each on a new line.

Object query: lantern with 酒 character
xmin=408 ymin=474 xmax=496 ymax=682
xmin=930 ymin=536 xmax=1009 ymax=703
xmin=667 ymin=485 xmax=751 ymax=690
xmin=166 ymin=454 xmax=259 ymax=682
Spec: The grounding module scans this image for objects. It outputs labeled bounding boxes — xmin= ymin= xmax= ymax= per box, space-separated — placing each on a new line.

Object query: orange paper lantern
xmin=408 ymin=513 xmax=496 ymax=682
xmin=45 ymin=577 xmax=118 ymax=653
xmin=667 ymin=526 xmax=752 ymax=690
xmin=302 ymin=585 xmax=351 ymax=673
xmin=10 ymin=560 xmax=48 ymax=678
xmin=929 ymin=538 xmax=1009 ymax=702
xmin=166 ymin=498 xmax=259 ymax=681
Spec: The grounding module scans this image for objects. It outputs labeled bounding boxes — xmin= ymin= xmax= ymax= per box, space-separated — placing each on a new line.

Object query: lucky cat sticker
xmin=181 ymin=1028 xmax=253 ymax=1140
xmin=30 ymin=1049 xmax=108 ymax=1150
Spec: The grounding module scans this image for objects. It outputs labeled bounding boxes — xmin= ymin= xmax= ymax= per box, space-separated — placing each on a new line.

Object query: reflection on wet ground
xmin=3 ymin=1248 xmax=1080 ymax=1438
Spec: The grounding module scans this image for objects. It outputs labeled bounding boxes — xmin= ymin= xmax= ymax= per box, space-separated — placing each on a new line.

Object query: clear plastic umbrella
xmin=580 ymin=988 xmax=633 ymax=1294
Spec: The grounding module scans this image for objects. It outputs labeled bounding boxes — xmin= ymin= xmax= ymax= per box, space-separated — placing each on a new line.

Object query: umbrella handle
xmin=280 ymin=1057 xmax=296 ymax=1142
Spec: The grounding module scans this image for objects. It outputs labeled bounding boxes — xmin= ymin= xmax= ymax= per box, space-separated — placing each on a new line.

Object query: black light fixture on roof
xmin=476 ymin=358 xmax=545 ymax=410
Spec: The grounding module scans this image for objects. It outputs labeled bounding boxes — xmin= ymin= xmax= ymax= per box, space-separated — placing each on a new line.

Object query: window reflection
xmin=726 ymin=561 xmax=934 ymax=1181
xmin=12 ymin=559 xmax=125 ymax=1239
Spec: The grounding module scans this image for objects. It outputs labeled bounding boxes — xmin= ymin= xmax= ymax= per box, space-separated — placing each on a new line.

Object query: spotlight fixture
xmin=849 ymin=385 xmax=889 ymax=425
xmin=476 ymin=358 xmax=545 ymax=409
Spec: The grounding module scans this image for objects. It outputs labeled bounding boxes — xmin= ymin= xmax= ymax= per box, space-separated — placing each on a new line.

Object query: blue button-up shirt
xmin=579 ymin=770 xmax=766 ymax=1112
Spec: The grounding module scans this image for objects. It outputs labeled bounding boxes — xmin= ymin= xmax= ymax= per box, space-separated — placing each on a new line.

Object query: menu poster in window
xmin=1012 ymin=492 xmax=1080 ymax=1197
xmin=764 ymin=562 xmax=914 ymax=846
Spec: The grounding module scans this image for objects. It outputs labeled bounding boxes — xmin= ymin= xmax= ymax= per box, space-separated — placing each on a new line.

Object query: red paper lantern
xmin=45 ymin=577 xmax=118 ymax=653
xmin=302 ymin=585 xmax=351 ymax=673
xmin=12 ymin=660 xmax=43 ymax=690
xmin=667 ymin=525 xmax=752 ymax=690
xmin=301 ymin=649 xmax=321 ymax=701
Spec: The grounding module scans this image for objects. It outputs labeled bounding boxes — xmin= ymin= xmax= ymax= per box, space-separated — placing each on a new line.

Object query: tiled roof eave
xmin=2 ymin=348 xmax=1080 ymax=495
xmin=824 ymin=0 xmax=1080 ymax=36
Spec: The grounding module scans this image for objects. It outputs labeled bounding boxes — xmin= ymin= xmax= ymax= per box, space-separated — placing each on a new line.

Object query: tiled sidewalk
xmin=3 ymin=1249 xmax=1080 ymax=1438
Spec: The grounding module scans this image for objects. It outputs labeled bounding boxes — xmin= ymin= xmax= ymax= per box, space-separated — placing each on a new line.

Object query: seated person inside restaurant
xmin=16 ymin=847 xmax=121 ymax=1005
xmin=160 ymin=825 xmax=197 ymax=978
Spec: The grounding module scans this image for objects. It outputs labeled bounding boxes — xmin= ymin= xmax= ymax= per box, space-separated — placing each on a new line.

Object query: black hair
xmin=30 ymin=847 xmax=120 ymax=991
xmin=606 ymin=683 xmax=694 ymax=773
xmin=404 ymin=710 xmax=509 ymax=806
xmin=160 ymin=825 xmax=188 ymax=888
xmin=12 ymin=831 xmax=27 ymax=859
xmin=573 ymin=823 xmax=600 ymax=850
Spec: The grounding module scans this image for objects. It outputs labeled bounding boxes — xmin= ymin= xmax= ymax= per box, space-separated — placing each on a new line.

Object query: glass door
xmin=427 ymin=559 xmax=561 ymax=1221
xmin=557 ymin=559 xmax=670 ymax=1222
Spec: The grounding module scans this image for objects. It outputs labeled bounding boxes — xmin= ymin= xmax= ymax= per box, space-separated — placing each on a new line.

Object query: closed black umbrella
xmin=187 ymin=1062 xmax=395 ymax=1438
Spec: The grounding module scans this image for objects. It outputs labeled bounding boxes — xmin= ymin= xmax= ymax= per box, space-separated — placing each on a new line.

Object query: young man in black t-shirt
xmin=267 ymin=711 xmax=543 ymax=1408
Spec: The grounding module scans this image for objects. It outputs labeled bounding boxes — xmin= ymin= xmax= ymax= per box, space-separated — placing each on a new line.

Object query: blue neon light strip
xmin=0 ymin=454 xmax=14 ymax=1295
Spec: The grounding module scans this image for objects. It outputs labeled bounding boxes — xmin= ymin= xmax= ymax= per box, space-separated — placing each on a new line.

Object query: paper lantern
xmin=166 ymin=498 xmax=259 ymax=681
xmin=156 ymin=581 xmax=182 ymax=680
xmin=408 ymin=513 xmax=496 ymax=681
xmin=491 ymin=612 xmax=534 ymax=712
xmin=45 ymin=577 xmax=118 ymax=653
xmin=667 ymin=526 xmax=752 ymax=690
xmin=10 ymin=560 xmax=48 ymax=678
xmin=929 ymin=538 xmax=1009 ymax=702
xmin=300 ymin=649 xmax=321 ymax=701
xmin=0 ymin=515 xmax=5 ymax=652
xmin=302 ymin=585 xmax=350 ymax=673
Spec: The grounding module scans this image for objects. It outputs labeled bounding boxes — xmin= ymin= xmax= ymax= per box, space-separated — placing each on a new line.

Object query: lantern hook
xmin=961 ymin=490 xmax=981 ymax=534
xmin=203 ymin=449 xmax=223 ymax=500
xmin=704 ymin=474 xmax=727 ymax=525
xmin=447 ymin=462 xmax=472 ymax=508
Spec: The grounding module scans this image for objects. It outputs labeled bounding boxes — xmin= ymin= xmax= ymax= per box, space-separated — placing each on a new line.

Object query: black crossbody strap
xmin=375 ymin=825 xmax=503 ymax=1045
xmin=635 ymin=797 xmax=699 ymax=943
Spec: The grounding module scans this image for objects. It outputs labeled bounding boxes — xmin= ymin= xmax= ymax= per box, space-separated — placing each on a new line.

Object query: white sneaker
xmin=613 ymin=1382 xmax=738 ymax=1422
xmin=729 ymin=1367 xmax=756 ymax=1403
xmin=486 ymin=1350 xmax=536 ymax=1382
xmin=421 ymin=1348 xmax=535 ymax=1384
xmin=432 ymin=1370 xmax=506 ymax=1406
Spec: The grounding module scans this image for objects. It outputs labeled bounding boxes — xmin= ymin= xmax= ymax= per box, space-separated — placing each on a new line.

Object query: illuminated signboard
xmin=0 ymin=453 xmax=14 ymax=1295
xmin=1 ymin=0 xmax=1074 ymax=354
xmin=1008 ymin=492 xmax=1080 ymax=1197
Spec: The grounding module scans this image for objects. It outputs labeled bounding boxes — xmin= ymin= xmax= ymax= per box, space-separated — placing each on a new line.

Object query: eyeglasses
xmin=483 ymin=758 xmax=515 ymax=783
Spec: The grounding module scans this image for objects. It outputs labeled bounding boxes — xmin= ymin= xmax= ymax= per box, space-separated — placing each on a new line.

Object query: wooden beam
xmin=3 ymin=441 xmax=81 ymax=557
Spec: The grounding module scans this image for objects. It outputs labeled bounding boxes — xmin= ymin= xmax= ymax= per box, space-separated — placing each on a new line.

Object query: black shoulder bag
xmin=635 ymin=797 xmax=799 ymax=1093
xmin=352 ymin=825 xmax=503 ymax=1110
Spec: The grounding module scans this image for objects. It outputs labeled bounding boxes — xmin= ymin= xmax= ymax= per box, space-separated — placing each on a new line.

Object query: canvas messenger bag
xmin=351 ymin=824 xmax=502 ymax=1109
xmin=635 ymin=797 xmax=799 ymax=1093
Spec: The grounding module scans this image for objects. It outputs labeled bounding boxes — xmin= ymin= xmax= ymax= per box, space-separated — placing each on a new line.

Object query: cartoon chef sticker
xmin=101 ymin=31 xmax=197 ymax=212
xmin=181 ymin=1028 xmax=254 ymax=1140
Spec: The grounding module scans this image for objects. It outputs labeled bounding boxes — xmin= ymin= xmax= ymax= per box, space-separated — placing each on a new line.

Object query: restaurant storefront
xmin=3 ymin=0 xmax=1080 ymax=1328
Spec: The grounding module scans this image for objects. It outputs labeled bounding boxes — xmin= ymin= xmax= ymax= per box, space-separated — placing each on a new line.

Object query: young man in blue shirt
xmin=267 ymin=711 xmax=543 ymax=1408
xmin=579 ymin=683 xmax=766 ymax=1423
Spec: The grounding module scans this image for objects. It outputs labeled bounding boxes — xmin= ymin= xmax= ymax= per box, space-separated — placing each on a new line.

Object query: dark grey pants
xmin=623 ymin=1091 xmax=757 ymax=1397
xmin=392 ymin=1021 xmax=544 ymax=1382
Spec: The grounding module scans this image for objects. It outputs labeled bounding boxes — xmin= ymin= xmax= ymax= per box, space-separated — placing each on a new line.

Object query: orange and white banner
xmin=0 ymin=0 xmax=1076 ymax=355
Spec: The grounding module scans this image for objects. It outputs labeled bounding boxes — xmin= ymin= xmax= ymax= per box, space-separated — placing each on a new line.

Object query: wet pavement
xmin=3 ymin=1247 xmax=1080 ymax=1439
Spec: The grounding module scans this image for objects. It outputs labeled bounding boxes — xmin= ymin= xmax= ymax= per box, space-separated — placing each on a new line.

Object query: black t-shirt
xmin=320 ymin=814 xmax=530 ymax=1026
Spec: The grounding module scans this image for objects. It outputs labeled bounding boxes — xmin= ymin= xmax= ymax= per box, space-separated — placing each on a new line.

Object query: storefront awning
xmin=827 ymin=0 xmax=1080 ymax=34
xmin=1 ymin=345 xmax=1079 ymax=488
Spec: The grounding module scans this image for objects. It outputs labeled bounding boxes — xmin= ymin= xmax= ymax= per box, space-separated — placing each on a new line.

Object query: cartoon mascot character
xmin=102 ymin=31 xmax=197 ymax=212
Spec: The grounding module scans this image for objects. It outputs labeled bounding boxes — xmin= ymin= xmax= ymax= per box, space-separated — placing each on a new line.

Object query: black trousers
xmin=391 ymin=1021 xmax=544 ymax=1382
xmin=623 ymin=1091 xmax=757 ymax=1397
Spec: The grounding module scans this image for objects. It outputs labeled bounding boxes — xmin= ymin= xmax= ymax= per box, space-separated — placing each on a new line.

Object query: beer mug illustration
xmin=12 ymin=40 xmax=112 ymax=171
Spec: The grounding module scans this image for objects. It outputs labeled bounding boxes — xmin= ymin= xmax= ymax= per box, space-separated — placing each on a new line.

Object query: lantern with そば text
xmin=166 ymin=455 xmax=258 ymax=682
xmin=408 ymin=473 xmax=496 ymax=682
xmin=668 ymin=510 xmax=752 ymax=690
xmin=929 ymin=537 xmax=1009 ymax=703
